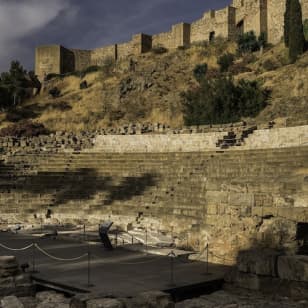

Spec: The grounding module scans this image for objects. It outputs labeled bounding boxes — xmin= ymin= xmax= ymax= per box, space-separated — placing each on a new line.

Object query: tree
xmin=0 ymin=61 xmax=28 ymax=108
xmin=284 ymin=0 xmax=291 ymax=47
xmin=181 ymin=76 xmax=268 ymax=126
xmin=288 ymin=0 xmax=305 ymax=62
xmin=193 ymin=63 xmax=208 ymax=83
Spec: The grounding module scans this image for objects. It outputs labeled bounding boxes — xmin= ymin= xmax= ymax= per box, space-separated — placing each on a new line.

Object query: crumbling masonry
xmin=35 ymin=0 xmax=308 ymax=79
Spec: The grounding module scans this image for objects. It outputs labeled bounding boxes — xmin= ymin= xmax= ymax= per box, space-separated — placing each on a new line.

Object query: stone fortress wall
xmin=0 ymin=125 xmax=307 ymax=265
xmin=35 ymin=0 xmax=308 ymax=80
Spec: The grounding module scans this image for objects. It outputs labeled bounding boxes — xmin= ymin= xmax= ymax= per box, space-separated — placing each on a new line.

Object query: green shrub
xmin=45 ymin=73 xmax=60 ymax=81
xmin=288 ymin=0 xmax=305 ymax=62
xmin=284 ymin=0 xmax=291 ymax=47
xmin=217 ymin=53 xmax=235 ymax=72
xmin=181 ymin=76 xmax=268 ymax=125
xmin=83 ymin=65 xmax=101 ymax=75
xmin=193 ymin=63 xmax=208 ymax=82
xmin=48 ymin=87 xmax=61 ymax=98
xmin=237 ymin=31 xmax=265 ymax=54
xmin=151 ymin=45 xmax=168 ymax=54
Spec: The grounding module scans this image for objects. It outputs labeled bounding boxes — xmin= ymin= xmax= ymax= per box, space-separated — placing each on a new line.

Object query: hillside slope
xmin=1 ymin=41 xmax=307 ymax=132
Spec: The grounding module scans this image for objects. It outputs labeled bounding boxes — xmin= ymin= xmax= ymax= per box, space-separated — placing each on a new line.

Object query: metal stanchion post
xmin=206 ymin=244 xmax=209 ymax=274
xmin=145 ymin=228 xmax=148 ymax=254
xmin=87 ymin=244 xmax=93 ymax=287
xmin=83 ymin=224 xmax=86 ymax=241
xmin=31 ymin=243 xmax=38 ymax=273
xmin=203 ymin=243 xmax=211 ymax=276
xmin=168 ymin=250 xmax=176 ymax=287
xmin=32 ymin=243 xmax=35 ymax=273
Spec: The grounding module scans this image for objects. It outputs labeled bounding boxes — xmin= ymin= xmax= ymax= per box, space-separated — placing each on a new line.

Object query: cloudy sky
xmin=0 ymin=0 xmax=229 ymax=72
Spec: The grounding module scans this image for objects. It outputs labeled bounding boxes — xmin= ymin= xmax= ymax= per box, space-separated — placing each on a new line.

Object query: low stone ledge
xmin=277 ymin=255 xmax=308 ymax=282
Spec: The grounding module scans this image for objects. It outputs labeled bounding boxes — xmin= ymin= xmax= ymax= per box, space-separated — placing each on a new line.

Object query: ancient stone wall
xmin=268 ymin=0 xmax=308 ymax=44
xmin=34 ymin=1 xmax=308 ymax=78
xmin=0 ymin=144 xmax=307 ymax=265
xmin=191 ymin=7 xmax=235 ymax=44
xmin=69 ymin=49 xmax=92 ymax=71
xmin=35 ymin=45 xmax=62 ymax=80
xmin=91 ymin=45 xmax=117 ymax=65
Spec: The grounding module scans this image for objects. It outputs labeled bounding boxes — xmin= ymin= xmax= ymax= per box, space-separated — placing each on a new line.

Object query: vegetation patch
xmin=181 ymin=76 xmax=269 ymax=126
xmin=0 ymin=121 xmax=49 ymax=137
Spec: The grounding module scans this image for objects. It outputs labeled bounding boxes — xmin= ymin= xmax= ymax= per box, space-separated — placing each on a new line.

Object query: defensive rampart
xmin=0 ymin=125 xmax=307 ymax=264
xmin=35 ymin=0 xmax=308 ymax=79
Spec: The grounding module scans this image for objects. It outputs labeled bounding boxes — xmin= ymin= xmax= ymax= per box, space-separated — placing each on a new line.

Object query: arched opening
xmin=236 ymin=20 xmax=244 ymax=36
xmin=209 ymin=31 xmax=215 ymax=42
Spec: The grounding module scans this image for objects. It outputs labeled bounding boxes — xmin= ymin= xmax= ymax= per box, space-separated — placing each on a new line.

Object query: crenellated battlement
xmin=35 ymin=0 xmax=308 ymax=80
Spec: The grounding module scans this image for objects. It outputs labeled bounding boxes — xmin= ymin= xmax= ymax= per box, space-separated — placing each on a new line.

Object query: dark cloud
xmin=0 ymin=0 xmax=230 ymax=72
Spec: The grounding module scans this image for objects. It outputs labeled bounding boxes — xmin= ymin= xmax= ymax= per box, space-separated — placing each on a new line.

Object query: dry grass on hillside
xmin=1 ymin=40 xmax=307 ymax=132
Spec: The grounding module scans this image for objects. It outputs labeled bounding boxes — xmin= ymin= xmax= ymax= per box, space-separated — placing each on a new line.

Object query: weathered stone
xmin=175 ymin=298 xmax=215 ymax=308
xmin=129 ymin=291 xmax=174 ymax=308
xmin=0 ymin=296 xmax=24 ymax=308
xmin=237 ymin=249 xmax=280 ymax=277
xmin=277 ymin=255 xmax=308 ymax=282
xmin=86 ymin=298 xmax=124 ymax=308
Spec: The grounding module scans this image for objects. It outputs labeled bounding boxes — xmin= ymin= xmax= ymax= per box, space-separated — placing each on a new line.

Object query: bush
xmin=181 ymin=76 xmax=268 ymax=125
xmin=193 ymin=63 xmax=208 ymax=82
xmin=45 ymin=73 xmax=60 ymax=81
xmin=151 ymin=45 xmax=168 ymax=54
xmin=262 ymin=59 xmax=280 ymax=71
xmin=217 ymin=53 xmax=235 ymax=72
xmin=237 ymin=31 xmax=265 ymax=54
xmin=83 ymin=65 xmax=101 ymax=75
xmin=0 ymin=121 xmax=49 ymax=137
xmin=48 ymin=87 xmax=61 ymax=98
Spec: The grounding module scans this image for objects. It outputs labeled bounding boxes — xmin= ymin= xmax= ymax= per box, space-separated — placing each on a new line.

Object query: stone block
xmin=234 ymin=271 xmax=260 ymax=290
xmin=237 ymin=249 xmax=280 ymax=277
xmin=277 ymin=255 xmax=308 ymax=282
xmin=129 ymin=291 xmax=174 ymax=308
xmin=86 ymin=298 xmax=124 ymax=308
xmin=1 ymin=296 xmax=24 ymax=308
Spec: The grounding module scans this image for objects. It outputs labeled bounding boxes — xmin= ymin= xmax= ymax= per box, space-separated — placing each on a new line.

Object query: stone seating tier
xmin=0 ymin=146 xmax=307 ymax=263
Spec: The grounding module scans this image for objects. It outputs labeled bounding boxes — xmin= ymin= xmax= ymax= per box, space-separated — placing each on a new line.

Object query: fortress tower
xmin=35 ymin=0 xmax=308 ymax=80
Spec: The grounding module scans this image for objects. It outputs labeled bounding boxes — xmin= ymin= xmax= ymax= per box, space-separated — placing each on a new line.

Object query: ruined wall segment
xmin=117 ymin=33 xmax=152 ymax=59
xmin=35 ymin=0 xmax=308 ymax=78
xmin=191 ymin=7 xmax=236 ymax=44
xmin=152 ymin=23 xmax=190 ymax=48
xmin=69 ymin=49 xmax=92 ymax=72
xmin=35 ymin=45 xmax=62 ymax=80
xmin=91 ymin=45 xmax=117 ymax=65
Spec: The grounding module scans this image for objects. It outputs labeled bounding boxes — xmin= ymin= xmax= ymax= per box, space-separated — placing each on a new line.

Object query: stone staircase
xmin=0 ymin=146 xmax=307 ymax=260
xmin=216 ymin=126 xmax=257 ymax=149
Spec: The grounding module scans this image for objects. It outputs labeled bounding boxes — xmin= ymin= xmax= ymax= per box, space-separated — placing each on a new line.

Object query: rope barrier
xmin=34 ymin=244 xmax=88 ymax=262
xmin=209 ymin=252 xmax=234 ymax=263
xmin=0 ymin=243 xmax=34 ymax=251
xmin=91 ymin=253 xmax=162 ymax=265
